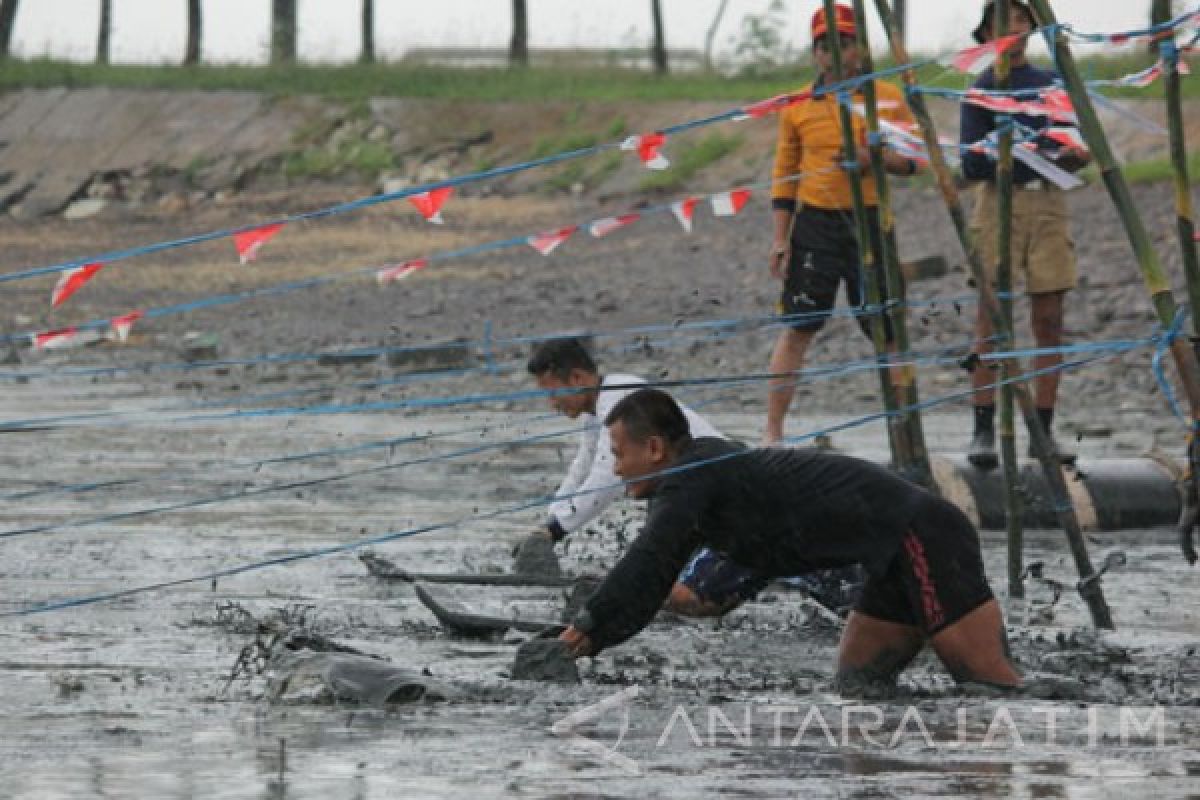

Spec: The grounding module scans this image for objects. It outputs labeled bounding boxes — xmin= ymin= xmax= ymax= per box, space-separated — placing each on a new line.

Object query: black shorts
xmin=855 ymin=498 xmax=994 ymax=635
xmin=779 ymin=205 xmax=894 ymax=342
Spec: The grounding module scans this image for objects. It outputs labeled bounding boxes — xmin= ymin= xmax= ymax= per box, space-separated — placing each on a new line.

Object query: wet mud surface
xmin=0 ymin=164 xmax=1198 ymax=795
xmin=1 ymin=376 xmax=1198 ymax=797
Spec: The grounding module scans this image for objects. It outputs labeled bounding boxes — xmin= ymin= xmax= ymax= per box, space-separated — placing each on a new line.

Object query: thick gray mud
xmin=1 ymin=374 xmax=1198 ymax=798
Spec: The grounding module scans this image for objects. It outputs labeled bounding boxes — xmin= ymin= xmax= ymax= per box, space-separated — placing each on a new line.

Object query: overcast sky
xmin=8 ymin=1 xmax=1156 ymax=65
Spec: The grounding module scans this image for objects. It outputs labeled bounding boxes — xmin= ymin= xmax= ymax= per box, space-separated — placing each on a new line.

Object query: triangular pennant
xmin=621 ymin=133 xmax=669 ymax=170
xmin=733 ymin=90 xmax=813 ymax=121
xmin=233 ymin=223 xmax=285 ymax=264
xmin=110 ymin=310 xmax=144 ymax=342
xmin=939 ymin=33 xmax=1024 ymax=75
xmin=407 ymin=187 xmax=454 ymax=224
xmin=376 ymin=258 xmax=430 ymax=285
xmin=962 ymin=88 xmax=1076 ymax=125
xmin=32 ymin=327 xmax=81 ymax=351
xmin=1041 ymin=126 xmax=1087 ymax=152
xmin=1038 ymin=88 xmax=1077 ymax=125
xmin=527 ymin=226 xmax=578 ymax=256
xmin=51 ymin=263 xmax=104 ymax=308
xmin=671 ymin=197 xmax=698 ymax=233
xmin=589 ymin=213 xmax=641 ymax=238
xmin=709 ymin=189 xmax=751 ymax=217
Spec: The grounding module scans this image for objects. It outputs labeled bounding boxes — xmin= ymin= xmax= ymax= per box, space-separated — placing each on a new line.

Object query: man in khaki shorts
xmin=960 ymin=0 xmax=1091 ymax=467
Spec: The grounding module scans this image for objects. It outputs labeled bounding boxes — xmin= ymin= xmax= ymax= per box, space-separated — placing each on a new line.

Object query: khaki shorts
xmin=969 ymin=183 xmax=1077 ymax=294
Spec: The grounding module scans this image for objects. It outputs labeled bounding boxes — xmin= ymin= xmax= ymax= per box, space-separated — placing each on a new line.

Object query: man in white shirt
xmin=522 ymin=337 xmax=860 ymax=616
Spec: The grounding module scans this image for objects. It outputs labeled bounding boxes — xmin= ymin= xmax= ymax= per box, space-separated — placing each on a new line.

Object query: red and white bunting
xmin=709 ymin=189 xmax=751 ymax=217
xmin=376 ymin=258 xmax=429 ymax=285
xmin=407 ymin=187 xmax=454 ymax=224
xmin=939 ymin=32 xmax=1024 ymax=75
xmin=671 ymin=197 xmax=699 ymax=233
xmin=233 ymin=223 xmax=285 ymax=264
xmin=527 ymin=226 xmax=578 ymax=256
xmin=962 ymin=87 xmax=1076 ymax=125
xmin=50 ymin=262 xmax=104 ymax=308
xmin=31 ymin=327 xmax=82 ymax=351
xmin=1115 ymin=57 xmax=1190 ymax=89
xmin=1041 ymin=126 xmax=1087 ymax=152
xmin=733 ymin=90 xmax=813 ymax=121
xmin=110 ymin=310 xmax=144 ymax=342
xmin=589 ymin=213 xmax=641 ymax=238
xmin=621 ymin=133 xmax=669 ymax=170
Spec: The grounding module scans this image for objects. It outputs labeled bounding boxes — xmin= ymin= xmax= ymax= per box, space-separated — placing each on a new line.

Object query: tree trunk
xmin=0 ymin=0 xmax=19 ymax=60
xmin=271 ymin=0 xmax=296 ymax=65
xmin=361 ymin=0 xmax=374 ymax=63
xmin=184 ymin=0 xmax=202 ymax=65
xmin=509 ymin=0 xmax=528 ymax=67
xmin=96 ymin=0 xmax=111 ymax=65
xmin=703 ymin=0 xmax=729 ymax=71
xmin=650 ymin=0 xmax=667 ymax=74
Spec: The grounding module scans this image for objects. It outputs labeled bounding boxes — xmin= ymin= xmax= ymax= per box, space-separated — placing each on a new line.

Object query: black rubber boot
xmin=1028 ymin=431 xmax=1077 ymax=464
xmin=968 ymin=428 xmax=998 ymax=469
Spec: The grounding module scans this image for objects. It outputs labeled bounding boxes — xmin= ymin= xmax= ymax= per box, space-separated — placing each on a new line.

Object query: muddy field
xmin=1 ymin=158 xmax=1199 ymax=796
xmin=1 ymin=381 xmax=1199 ymax=798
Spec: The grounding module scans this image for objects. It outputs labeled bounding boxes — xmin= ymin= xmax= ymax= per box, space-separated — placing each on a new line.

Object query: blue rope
xmin=0 ymin=52 xmax=951 ymax=286
xmin=0 ymin=346 xmax=1122 ymax=618
xmin=0 ymin=170 xmax=819 ymax=347
xmin=1152 ymin=305 xmax=1192 ymax=425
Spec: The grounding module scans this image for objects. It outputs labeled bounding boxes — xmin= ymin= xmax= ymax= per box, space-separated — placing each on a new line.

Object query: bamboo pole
xmin=992 ymin=0 xmax=1025 ymax=597
xmin=1162 ymin=31 xmax=1200 ymax=566
xmin=1028 ymin=0 xmax=1200 ymax=420
xmin=1163 ymin=39 xmax=1200 ymax=335
xmin=872 ymin=0 xmax=1113 ymax=627
xmin=820 ymin=0 xmax=909 ymax=473
xmin=850 ymin=0 xmax=935 ymax=491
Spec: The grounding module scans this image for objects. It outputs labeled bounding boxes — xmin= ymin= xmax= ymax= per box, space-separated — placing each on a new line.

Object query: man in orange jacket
xmin=764 ymin=3 xmax=922 ymax=445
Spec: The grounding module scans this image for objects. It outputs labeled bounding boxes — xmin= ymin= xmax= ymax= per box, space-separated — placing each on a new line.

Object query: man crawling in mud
xmin=557 ymin=387 xmax=1021 ymax=689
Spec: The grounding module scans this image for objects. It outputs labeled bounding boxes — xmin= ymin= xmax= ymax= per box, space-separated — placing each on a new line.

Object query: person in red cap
xmin=764 ymin=3 xmax=923 ymax=445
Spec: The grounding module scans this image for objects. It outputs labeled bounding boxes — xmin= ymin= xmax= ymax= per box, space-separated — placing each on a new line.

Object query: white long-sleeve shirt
xmin=547 ymin=373 xmax=725 ymax=535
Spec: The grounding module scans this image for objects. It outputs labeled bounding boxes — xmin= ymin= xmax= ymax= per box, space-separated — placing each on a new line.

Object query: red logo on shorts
xmin=904 ymin=532 xmax=945 ymax=629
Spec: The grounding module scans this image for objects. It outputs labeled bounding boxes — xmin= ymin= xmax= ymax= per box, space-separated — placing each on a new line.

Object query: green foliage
xmin=728 ymin=0 xmax=792 ymax=77
xmin=639 ymin=133 xmax=744 ymax=191
xmin=530 ymin=131 xmax=600 ymax=159
xmin=284 ymin=139 xmax=394 ymax=179
xmin=1105 ymin=149 xmax=1200 ymax=184
xmin=0 ymin=58 xmax=818 ymax=102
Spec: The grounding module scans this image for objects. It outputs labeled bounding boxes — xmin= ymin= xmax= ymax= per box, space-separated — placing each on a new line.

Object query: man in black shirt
xmin=558 ymin=388 xmax=1020 ymax=689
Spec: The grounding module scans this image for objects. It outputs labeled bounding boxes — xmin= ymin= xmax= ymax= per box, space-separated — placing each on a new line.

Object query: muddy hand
xmin=558 ymin=625 xmax=593 ymax=658
xmin=1181 ymin=434 xmax=1199 ymax=565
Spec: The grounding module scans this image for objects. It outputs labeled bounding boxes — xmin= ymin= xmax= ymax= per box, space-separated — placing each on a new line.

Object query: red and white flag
xmin=589 ymin=213 xmax=641 ymax=238
xmin=233 ymin=223 xmax=285 ymax=264
xmin=51 ymin=262 xmax=104 ymax=308
xmin=962 ymin=87 xmax=1076 ymax=125
xmin=32 ymin=327 xmax=82 ymax=351
xmin=407 ymin=187 xmax=454 ymax=224
xmin=528 ymin=226 xmax=578 ymax=256
xmin=939 ymin=33 xmax=1024 ymax=75
xmin=733 ymin=90 xmax=813 ymax=121
xmin=110 ymin=310 xmax=144 ymax=342
xmin=709 ymin=189 xmax=751 ymax=217
xmin=671 ymin=197 xmax=698 ymax=233
xmin=621 ymin=133 xmax=669 ymax=170
xmin=376 ymin=258 xmax=429 ymax=285
xmin=1041 ymin=126 xmax=1087 ymax=152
